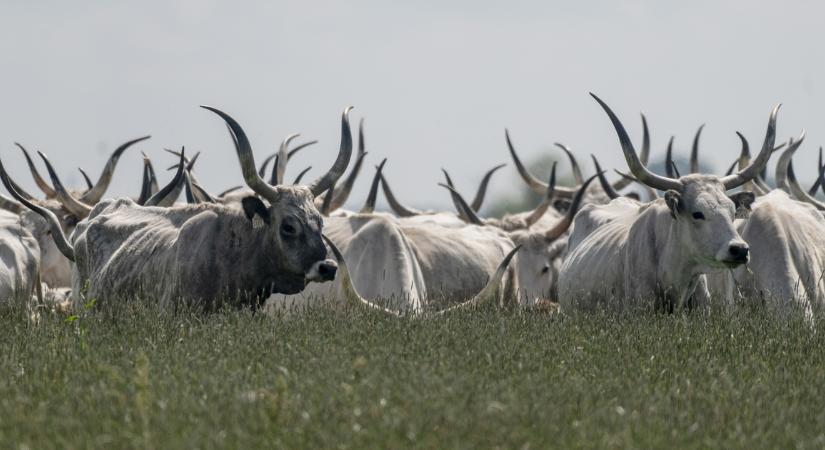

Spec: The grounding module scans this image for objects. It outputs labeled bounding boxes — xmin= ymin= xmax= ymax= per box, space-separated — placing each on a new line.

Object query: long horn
xmin=809 ymin=147 xmax=823 ymax=196
xmin=612 ymin=113 xmax=650 ymax=191
xmin=441 ymin=169 xmax=470 ymax=222
xmin=184 ymin=170 xmax=198 ymax=204
xmin=614 ymin=169 xmax=659 ymax=199
xmin=438 ymin=183 xmax=484 ymax=225
xmin=327 ymin=121 xmax=369 ymax=211
xmin=590 ymin=93 xmax=682 ymax=192
xmin=293 ymin=166 xmax=312 ymax=185
xmin=554 ymin=144 xmax=584 ymax=185
xmin=664 ymin=136 xmax=678 ymax=178
xmin=271 ymin=133 xmax=300 ymax=186
xmin=720 ymin=104 xmax=781 ymax=190
xmin=137 ymin=153 xmax=158 ymax=205
xmin=735 ymin=132 xmax=776 ymax=193
xmin=78 ymin=168 xmax=94 ymax=191
xmin=723 ymin=160 xmax=738 ymax=177
xmin=469 ymin=163 xmax=506 ymax=212
xmin=0 ymin=158 xmax=74 ymax=261
xmin=435 ymin=245 xmax=521 ymax=313
xmin=320 ymin=179 xmax=336 ymax=216
xmin=505 ymin=129 xmax=577 ymax=197
xmin=690 ymin=124 xmax=704 ymax=173
xmin=258 ymin=139 xmax=319 ymax=179
xmin=145 ymin=150 xmax=186 ymax=207
xmin=775 ymin=132 xmax=805 ymax=192
xmin=201 ymin=106 xmax=280 ymax=202
xmin=787 ymin=159 xmax=825 ymax=211
xmin=379 ymin=174 xmax=422 ymax=217
xmin=217 ymin=186 xmax=243 ymax=197
xmin=591 ymin=156 xmax=620 ymax=200
xmin=359 ymin=159 xmax=387 ymax=214
xmin=306 ymin=107 xmax=354 ymax=198
xmin=524 ymin=162 xmax=558 ymax=227
xmin=326 ymin=151 xmax=368 ymax=211
xmin=37 ymin=151 xmax=92 ymax=218
xmin=669 ymin=160 xmax=682 ymax=178
xmin=545 ymin=173 xmax=599 ymax=241
xmin=79 ymin=135 xmax=150 ymax=204
xmin=15 ymin=143 xmax=56 ymax=198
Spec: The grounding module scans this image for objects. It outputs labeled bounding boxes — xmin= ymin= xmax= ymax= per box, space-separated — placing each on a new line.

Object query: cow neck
xmin=656 ymin=218 xmax=707 ymax=295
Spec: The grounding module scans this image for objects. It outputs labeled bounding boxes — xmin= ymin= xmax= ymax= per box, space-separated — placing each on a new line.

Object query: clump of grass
xmin=0 ymin=302 xmax=823 ymax=449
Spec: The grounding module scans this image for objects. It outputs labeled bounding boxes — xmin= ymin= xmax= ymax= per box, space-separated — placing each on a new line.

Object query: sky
xmin=1 ymin=0 xmax=823 ymax=212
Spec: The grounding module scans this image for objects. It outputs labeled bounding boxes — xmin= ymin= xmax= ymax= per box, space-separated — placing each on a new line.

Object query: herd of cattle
xmin=1 ymin=94 xmax=824 ymax=320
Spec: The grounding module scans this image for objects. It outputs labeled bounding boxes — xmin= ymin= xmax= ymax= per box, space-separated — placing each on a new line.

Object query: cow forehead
xmin=271 ymin=186 xmax=322 ymax=219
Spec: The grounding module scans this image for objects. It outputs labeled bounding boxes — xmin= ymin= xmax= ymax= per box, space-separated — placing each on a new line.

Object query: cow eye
xmin=541 ymin=265 xmax=550 ymax=274
xmin=280 ymin=223 xmax=297 ymax=236
xmin=692 ymin=211 xmax=705 ymax=220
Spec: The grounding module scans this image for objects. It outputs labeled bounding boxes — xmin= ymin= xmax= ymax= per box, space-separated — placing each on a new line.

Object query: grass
xmin=1 ymin=301 xmax=824 ymax=449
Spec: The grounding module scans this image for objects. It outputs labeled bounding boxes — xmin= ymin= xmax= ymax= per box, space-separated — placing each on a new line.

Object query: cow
xmin=558 ymin=94 xmax=776 ymax=312
xmin=0 ymin=209 xmax=40 ymax=303
xmin=1 ymin=106 xmax=354 ymax=310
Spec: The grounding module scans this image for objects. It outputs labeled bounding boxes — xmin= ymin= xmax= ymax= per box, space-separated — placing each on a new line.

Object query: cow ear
xmin=664 ymin=190 xmax=683 ymax=219
xmin=729 ymin=191 xmax=755 ymax=219
xmin=729 ymin=191 xmax=755 ymax=211
xmin=553 ymin=199 xmax=571 ymax=213
xmin=241 ymin=196 xmax=270 ymax=228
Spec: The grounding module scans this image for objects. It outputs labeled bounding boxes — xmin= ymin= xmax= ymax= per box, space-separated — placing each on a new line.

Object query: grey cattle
xmin=2 ymin=106 xmax=354 ymax=310
xmin=0 ymin=209 xmax=40 ymax=302
xmin=558 ymin=94 xmax=775 ymax=312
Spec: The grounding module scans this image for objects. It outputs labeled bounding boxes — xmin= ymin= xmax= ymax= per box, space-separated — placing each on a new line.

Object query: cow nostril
xmin=318 ymin=262 xmax=337 ymax=279
xmin=729 ymin=244 xmax=749 ymax=259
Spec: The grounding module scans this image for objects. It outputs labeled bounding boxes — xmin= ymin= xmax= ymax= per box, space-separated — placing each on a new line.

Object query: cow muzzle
xmin=717 ymin=240 xmax=750 ymax=267
xmin=305 ymin=259 xmax=338 ymax=283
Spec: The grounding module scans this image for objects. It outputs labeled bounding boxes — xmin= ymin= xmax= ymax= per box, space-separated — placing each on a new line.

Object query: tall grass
xmin=0 ymin=302 xmax=823 ymax=449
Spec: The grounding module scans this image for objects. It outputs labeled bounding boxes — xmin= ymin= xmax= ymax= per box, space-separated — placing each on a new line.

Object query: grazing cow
xmin=2 ymin=106 xmax=354 ymax=310
xmin=558 ymin=94 xmax=775 ymax=312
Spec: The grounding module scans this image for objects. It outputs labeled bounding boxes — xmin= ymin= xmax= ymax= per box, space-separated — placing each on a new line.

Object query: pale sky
xmin=1 ymin=1 xmax=823 ymax=211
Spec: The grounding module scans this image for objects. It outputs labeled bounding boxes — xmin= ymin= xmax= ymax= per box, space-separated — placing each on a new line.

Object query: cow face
xmin=665 ymin=176 xmax=752 ymax=269
xmin=241 ymin=186 xmax=337 ymax=294
xmin=19 ymin=200 xmax=78 ymax=286
xmin=509 ymin=231 xmax=568 ymax=307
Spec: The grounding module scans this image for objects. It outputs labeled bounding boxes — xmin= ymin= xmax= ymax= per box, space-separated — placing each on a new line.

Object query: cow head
xmin=592 ymin=93 xmax=777 ymax=270
xmin=203 ymin=106 xmax=354 ymax=294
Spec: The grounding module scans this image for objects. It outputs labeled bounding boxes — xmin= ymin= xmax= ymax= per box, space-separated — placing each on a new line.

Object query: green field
xmin=1 ymin=302 xmax=823 ymax=449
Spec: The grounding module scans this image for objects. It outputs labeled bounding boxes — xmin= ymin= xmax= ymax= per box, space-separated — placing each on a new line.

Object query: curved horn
xmin=720 ymin=104 xmax=781 ymax=190
xmin=80 ymin=135 xmax=150 ymax=204
xmin=614 ymin=169 xmax=659 ymax=199
xmin=612 ymin=113 xmax=650 ymax=191
xmin=145 ymin=150 xmax=186 ymax=207
xmin=78 ymin=168 xmax=94 ymax=191
xmin=320 ymin=179 xmax=336 ymax=217
xmin=669 ymin=160 xmax=682 ymax=179
xmin=270 ymin=133 xmax=300 ymax=186
xmin=183 ymin=170 xmax=197 ymax=204
xmin=591 ymin=156 xmax=620 ymax=200
xmin=664 ymin=136 xmax=678 ymax=178
xmin=775 ymin=132 xmax=805 ymax=192
xmin=441 ymin=169 xmax=470 ymax=222
xmin=690 ymin=124 xmax=704 ymax=173
xmin=217 ymin=186 xmax=243 ymax=198
xmin=524 ymin=162 xmax=558 ymax=227
xmin=137 ymin=153 xmax=159 ymax=205
xmin=554 ymin=144 xmax=584 ymax=185
xmin=379 ymin=174 xmax=422 ymax=217
xmin=438 ymin=183 xmax=484 ymax=226
xmin=15 ymin=143 xmax=56 ymax=198
xmin=590 ymin=93 xmax=682 ymax=192
xmin=723 ymin=159 xmax=738 ymax=177
xmin=306 ymin=107 xmax=354 ymax=198
xmin=787 ymin=158 xmax=825 ymax=211
xmin=258 ymin=139 xmax=318 ymax=180
xmin=201 ymin=106 xmax=281 ymax=202
xmin=505 ymin=129 xmax=577 ymax=197
xmin=435 ymin=245 xmax=521 ymax=313
xmin=545 ymin=173 xmax=599 ymax=241
xmin=0 ymin=159 xmax=74 ymax=261
xmin=293 ymin=166 xmax=312 ymax=185
xmin=470 ymin=163 xmax=506 ymax=212
xmin=360 ymin=159 xmax=387 ymax=214
xmin=327 ymin=150 xmax=368 ymax=211
xmin=809 ymin=147 xmax=823 ymax=196
xmin=37 ymin=151 xmax=92 ymax=218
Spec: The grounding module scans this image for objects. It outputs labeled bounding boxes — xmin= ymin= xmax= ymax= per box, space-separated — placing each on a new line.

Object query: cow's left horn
xmin=721 ymin=104 xmax=781 ymax=190
xmin=307 ymin=107 xmax=354 ymax=198
xmin=80 ymin=135 xmax=150 ymax=204
xmin=37 ymin=151 xmax=92 ymax=218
